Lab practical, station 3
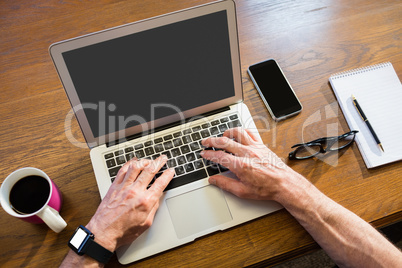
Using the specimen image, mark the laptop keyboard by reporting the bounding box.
[103,113,241,191]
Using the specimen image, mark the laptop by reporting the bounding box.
[50,0,282,264]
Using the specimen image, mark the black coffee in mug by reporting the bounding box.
[9,175,50,214]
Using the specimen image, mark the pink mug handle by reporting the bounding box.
[36,205,67,233]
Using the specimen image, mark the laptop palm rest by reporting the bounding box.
[166,185,232,239]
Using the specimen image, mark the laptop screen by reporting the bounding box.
[61,10,235,139]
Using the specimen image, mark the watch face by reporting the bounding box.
[68,225,92,254]
[70,228,88,249]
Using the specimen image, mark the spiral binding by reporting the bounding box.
[330,62,391,80]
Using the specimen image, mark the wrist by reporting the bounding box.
[273,170,315,208]
[275,171,330,222]
[85,220,118,253]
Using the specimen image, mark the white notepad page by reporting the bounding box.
[329,62,402,168]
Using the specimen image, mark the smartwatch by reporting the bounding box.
[68,225,114,264]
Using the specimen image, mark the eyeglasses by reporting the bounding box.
[288,130,358,160]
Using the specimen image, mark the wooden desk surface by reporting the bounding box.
[1,0,401,267]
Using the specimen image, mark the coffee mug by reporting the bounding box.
[0,167,67,233]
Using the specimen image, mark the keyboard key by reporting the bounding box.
[116,155,126,165]
[220,117,229,123]
[152,154,160,160]
[183,129,192,135]
[163,141,173,150]
[206,165,220,176]
[173,131,182,138]
[134,144,143,150]
[191,132,201,141]
[167,158,177,168]
[173,138,183,147]
[145,147,155,156]
[104,153,114,159]
[200,129,210,138]
[163,134,173,141]
[154,137,163,144]
[192,126,201,132]
[218,123,228,133]
[190,142,200,151]
[114,150,124,156]
[201,123,210,129]
[229,114,238,120]
[126,152,135,161]
[194,159,204,169]
[184,163,195,172]
[124,147,134,153]
[144,141,153,147]
[154,144,164,153]
[106,159,116,168]
[180,145,190,154]
[177,156,186,165]
[171,148,181,157]
[165,169,208,191]
[211,120,220,126]
[182,135,192,144]
[195,150,203,159]
[175,166,185,176]
[210,126,219,135]
[186,152,196,162]
[108,166,121,177]
[135,150,145,158]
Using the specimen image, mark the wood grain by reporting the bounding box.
[0,0,401,267]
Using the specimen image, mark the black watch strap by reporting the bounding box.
[84,238,114,264]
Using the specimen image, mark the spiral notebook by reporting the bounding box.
[329,62,402,168]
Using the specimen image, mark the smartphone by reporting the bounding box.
[247,59,302,121]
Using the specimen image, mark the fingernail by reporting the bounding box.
[209,177,216,185]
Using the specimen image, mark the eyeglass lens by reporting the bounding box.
[329,133,355,151]
[294,145,321,158]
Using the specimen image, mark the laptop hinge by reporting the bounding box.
[106,106,231,147]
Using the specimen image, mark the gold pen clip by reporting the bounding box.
[351,95,366,122]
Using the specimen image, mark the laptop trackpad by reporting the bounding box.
[166,185,232,239]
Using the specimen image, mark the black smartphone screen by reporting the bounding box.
[248,59,302,120]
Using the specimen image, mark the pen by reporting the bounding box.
[351,95,384,152]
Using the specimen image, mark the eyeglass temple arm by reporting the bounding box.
[291,138,332,148]
[290,131,358,149]
[291,143,304,148]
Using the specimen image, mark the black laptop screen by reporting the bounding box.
[62,10,235,138]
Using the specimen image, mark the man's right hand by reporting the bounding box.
[200,127,306,202]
